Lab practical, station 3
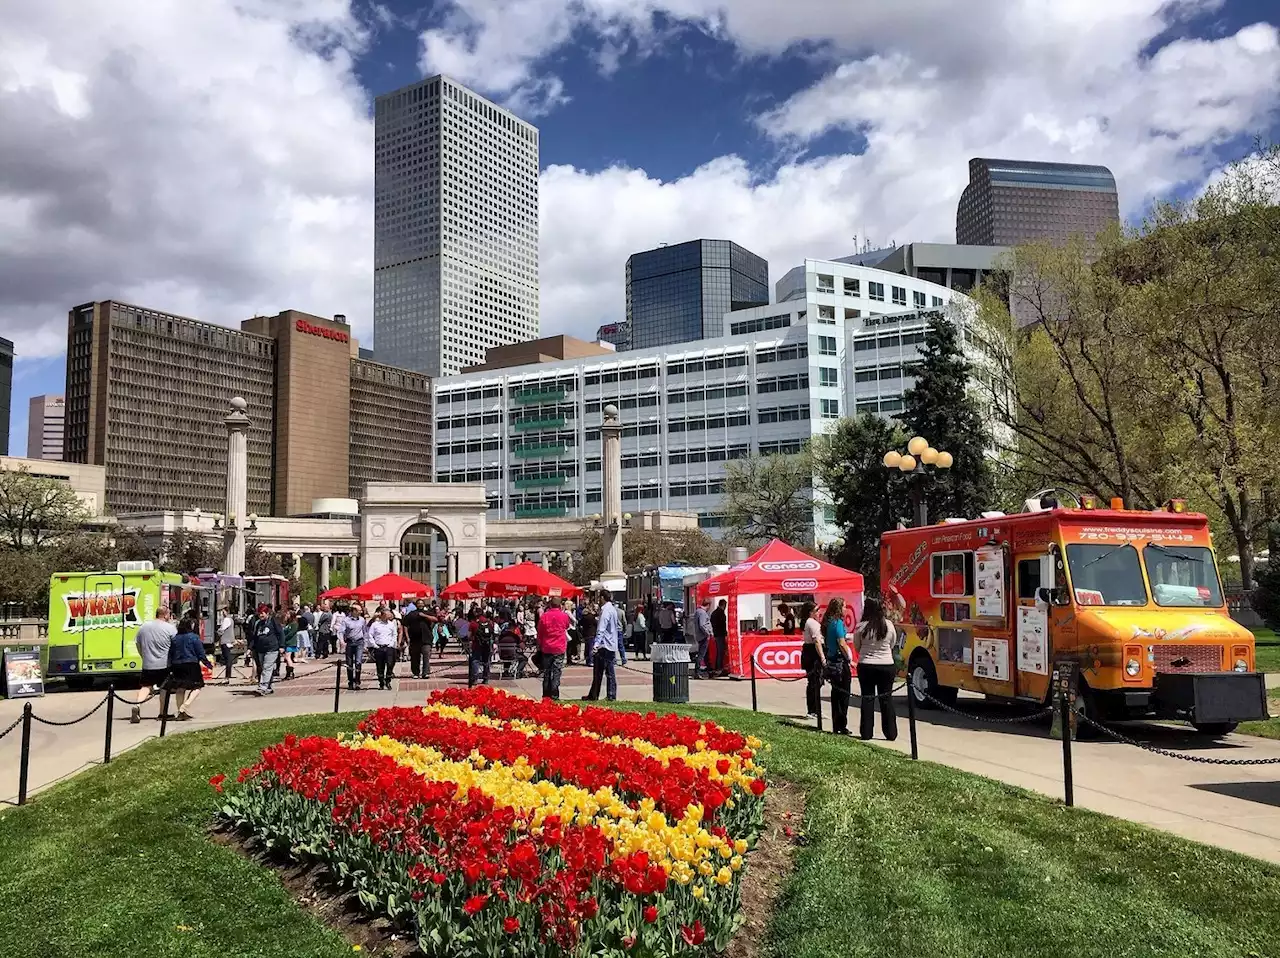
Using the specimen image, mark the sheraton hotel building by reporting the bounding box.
[64,302,432,519]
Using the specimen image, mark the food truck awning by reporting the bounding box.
[695,539,863,598]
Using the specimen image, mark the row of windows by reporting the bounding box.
[758,404,810,424]
[729,314,791,336]
[756,344,808,364]
[668,413,751,433]
[668,384,748,404]
[853,331,927,352]
[583,366,660,386]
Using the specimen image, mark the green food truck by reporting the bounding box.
[46,561,188,686]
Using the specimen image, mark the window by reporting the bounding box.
[892,286,907,306]
[932,552,975,597]
[932,296,944,307]
[845,308,861,320]
[819,367,839,387]
[816,273,834,293]
[869,282,885,302]
[843,278,860,296]
[1017,558,1043,600]
[817,305,835,322]
[1143,545,1223,607]
[854,338,876,352]
[820,398,839,419]
[1064,544,1146,606]
[913,291,927,308]
[731,314,790,336]
[817,335,837,356]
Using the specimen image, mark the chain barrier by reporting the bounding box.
[751,659,807,683]
[1076,713,1280,766]
[111,687,161,705]
[0,714,22,741]
[917,688,1056,725]
[29,693,110,727]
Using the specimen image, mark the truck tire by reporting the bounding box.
[1192,722,1238,737]
[1069,680,1101,740]
[909,653,956,709]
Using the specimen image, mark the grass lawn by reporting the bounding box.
[4,707,1280,958]
[1254,627,1280,674]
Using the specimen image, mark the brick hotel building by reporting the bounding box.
[65,302,432,517]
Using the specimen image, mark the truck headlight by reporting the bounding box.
[1126,658,1141,676]
[1234,658,1248,672]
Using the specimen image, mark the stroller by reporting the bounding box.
[497,621,528,679]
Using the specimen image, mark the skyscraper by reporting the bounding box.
[374,76,540,378]
[626,240,768,351]
[0,336,11,455]
[26,394,65,460]
[956,158,1119,247]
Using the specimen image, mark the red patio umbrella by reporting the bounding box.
[318,585,354,600]
[349,572,435,602]
[695,539,863,599]
[440,578,484,601]
[472,562,582,598]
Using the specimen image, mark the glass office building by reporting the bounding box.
[626,240,768,351]
[956,157,1119,247]
[0,336,11,455]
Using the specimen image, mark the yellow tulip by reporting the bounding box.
[733,839,748,855]
[692,885,705,900]
[715,867,733,886]
[730,856,743,871]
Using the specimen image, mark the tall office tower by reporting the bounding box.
[26,394,65,460]
[374,76,540,378]
[595,321,632,352]
[0,337,11,455]
[956,158,1119,247]
[626,240,768,351]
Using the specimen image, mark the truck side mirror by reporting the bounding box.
[1037,586,1067,607]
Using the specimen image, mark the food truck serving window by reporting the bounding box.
[1065,544,1145,606]
[931,552,974,597]
[1143,544,1223,607]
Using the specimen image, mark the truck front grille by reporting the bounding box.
[1154,645,1222,673]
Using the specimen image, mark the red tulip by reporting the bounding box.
[681,921,707,946]
[642,905,658,924]
[503,915,520,934]
[208,773,226,793]
[464,894,489,916]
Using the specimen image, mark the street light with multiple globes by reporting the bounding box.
[883,436,953,527]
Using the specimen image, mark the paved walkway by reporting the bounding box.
[6,656,1280,866]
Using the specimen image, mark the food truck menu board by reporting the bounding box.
[974,547,1005,619]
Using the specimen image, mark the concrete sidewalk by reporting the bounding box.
[6,658,1280,866]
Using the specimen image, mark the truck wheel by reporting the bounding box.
[909,654,955,709]
[1069,681,1101,740]
[1192,722,1238,737]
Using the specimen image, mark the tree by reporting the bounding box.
[160,528,219,574]
[722,452,814,545]
[244,539,285,577]
[813,414,909,594]
[573,528,731,587]
[0,468,91,550]
[900,311,996,521]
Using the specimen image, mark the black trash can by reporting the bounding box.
[652,643,691,704]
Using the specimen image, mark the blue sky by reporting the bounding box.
[5,0,1280,456]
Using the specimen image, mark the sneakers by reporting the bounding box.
[130,706,141,724]
[176,711,192,721]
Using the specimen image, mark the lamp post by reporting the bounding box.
[883,435,953,528]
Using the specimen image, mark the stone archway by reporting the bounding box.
[400,521,449,593]
[359,483,489,584]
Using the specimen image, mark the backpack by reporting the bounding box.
[471,618,495,655]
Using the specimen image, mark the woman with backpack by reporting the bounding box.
[852,598,898,742]
[468,610,495,686]
[822,597,854,736]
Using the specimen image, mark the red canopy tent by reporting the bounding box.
[471,562,582,598]
[349,572,435,602]
[440,578,485,601]
[318,585,354,600]
[694,540,864,679]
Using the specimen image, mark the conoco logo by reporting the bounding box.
[760,560,820,573]
[781,578,818,591]
[756,642,804,673]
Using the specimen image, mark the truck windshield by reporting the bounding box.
[1065,544,1147,606]
[1143,544,1223,607]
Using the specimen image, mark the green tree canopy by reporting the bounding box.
[0,468,91,550]
[722,452,814,546]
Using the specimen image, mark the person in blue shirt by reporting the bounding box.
[167,615,212,720]
[583,590,621,701]
[822,597,854,735]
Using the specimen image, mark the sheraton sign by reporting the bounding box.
[295,318,350,343]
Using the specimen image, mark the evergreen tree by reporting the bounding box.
[900,313,995,521]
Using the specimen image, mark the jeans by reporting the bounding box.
[372,645,397,688]
[857,663,899,741]
[346,640,366,687]
[541,652,565,700]
[469,650,491,687]
[315,631,330,658]
[256,650,279,695]
[219,644,236,680]
[586,649,617,701]
[829,657,852,734]
[409,638,430,676]
[695,635,710,676]
[712,634,728,674]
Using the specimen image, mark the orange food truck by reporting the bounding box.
[880,496,1267,736]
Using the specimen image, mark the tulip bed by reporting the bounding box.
[214,687,769,957]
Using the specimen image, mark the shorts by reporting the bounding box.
[165,661,205,691]
[140,668,169,687]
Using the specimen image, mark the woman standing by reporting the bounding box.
[167,615,211,720]
[799,602,825,719]
[630,603,648,660]
[852,598,898,741]
[822,598,854,736]
[280,610,298,680]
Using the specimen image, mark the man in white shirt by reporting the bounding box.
[367,606,400,690]
[133,606,177,723]
[216,607,237,682]
[583,590,620,702]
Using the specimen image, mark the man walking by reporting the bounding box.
[216,605,237,682]
[536,596,571,700]
[251,604,283,696]
[584,590,620,702]
[341,602,370,690]
[368,606,399,690]
[132,605,176,723]
[403,602,428,678]
[314,599,334,659]
[710,598,729,677]
[693,597,714,679]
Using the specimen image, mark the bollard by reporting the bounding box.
[333,659,342,714]
[17,702,32,806]
[103,686,115,765]
[159,689,173,739]
[749,655,758,712]
[907,679,918,760]
[1059,686,1074,807]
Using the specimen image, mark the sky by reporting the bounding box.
[3,0,1279,454]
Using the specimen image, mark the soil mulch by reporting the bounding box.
[210,778,808,957]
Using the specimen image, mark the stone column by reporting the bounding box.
[319,554,330,591]
[391,553,401,574]
[291,553,302,580]
[564,552,575,576]
[539,552,549,570]
[351,554,359,585]
[601,403,625,587]
[222,397,250,576]
[487,552,497,568]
